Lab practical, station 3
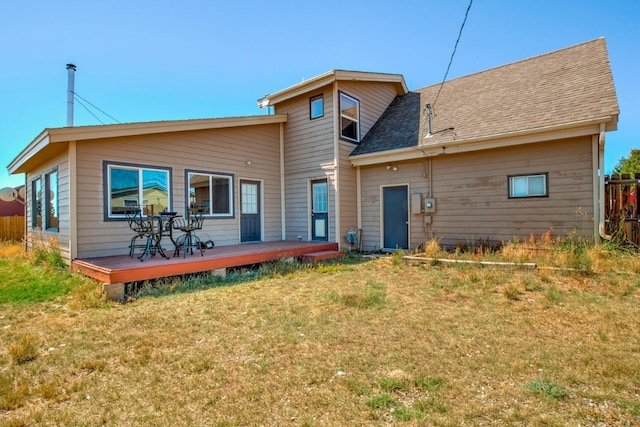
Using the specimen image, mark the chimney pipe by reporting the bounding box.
[66,64,76,127]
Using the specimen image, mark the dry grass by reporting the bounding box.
[1,242,639,425]
[0,240,25,259]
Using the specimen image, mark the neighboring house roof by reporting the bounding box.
[351,38,619,163]
[8,115,287,175]
[258,70,408,107]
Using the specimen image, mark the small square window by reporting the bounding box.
[310,95,323,119]
[509,173,548,198]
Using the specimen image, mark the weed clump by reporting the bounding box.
[9,334,40,364]
[30,236,66,269]
[523,379,567,400]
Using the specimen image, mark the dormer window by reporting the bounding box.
[310,95,323,119]
[339,92,360,142]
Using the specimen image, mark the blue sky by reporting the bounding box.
[1,0,638,189]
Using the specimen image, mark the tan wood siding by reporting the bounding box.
[276,86,336,240]
[275,81,399,243]
[358,136,595,250]
[338,141,358,244]
[337,81,399,139]
[25,150,71,262]
[75,125,282,258]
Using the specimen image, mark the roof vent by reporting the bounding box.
[424,103,433,138]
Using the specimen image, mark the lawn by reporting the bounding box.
[0,240,639,426]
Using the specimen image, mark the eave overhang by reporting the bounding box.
[8,115,288,175]
[259,70,408,107]
[349,115,618,167]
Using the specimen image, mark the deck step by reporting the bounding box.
[300,250,343,262]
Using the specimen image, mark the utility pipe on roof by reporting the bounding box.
[598,123,612,241]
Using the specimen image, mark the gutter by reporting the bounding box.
[350,116,616,167]
[597,123,613,240]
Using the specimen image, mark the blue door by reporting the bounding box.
[311,179,328,241]
[383,185,408,250]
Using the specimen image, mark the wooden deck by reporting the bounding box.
[72,241,339,284]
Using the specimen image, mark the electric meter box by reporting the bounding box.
[424,198,436,213]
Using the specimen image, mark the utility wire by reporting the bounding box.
[73,96,105,124]
[72,91,121,124]
[432,0,473,110]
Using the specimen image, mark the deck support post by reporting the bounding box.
[103,282,125,302]
[209,268,226,278]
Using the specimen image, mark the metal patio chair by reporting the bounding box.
[172,211,205,258]
[126,209,153,261]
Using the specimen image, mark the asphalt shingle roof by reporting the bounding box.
[352,38,619,157]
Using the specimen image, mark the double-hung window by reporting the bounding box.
[187,171,234,217]
[44,170,59,231]
[105,162,171,218]
[339,92,360,142]
[509,173,548,198]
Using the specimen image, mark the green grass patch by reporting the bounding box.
[0,258,76,304]
[523,379,567,400]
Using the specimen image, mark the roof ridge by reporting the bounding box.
[414,37,607,92]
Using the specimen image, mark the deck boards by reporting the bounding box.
[72,241,338,284]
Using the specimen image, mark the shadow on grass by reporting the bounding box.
[127,251,372,299]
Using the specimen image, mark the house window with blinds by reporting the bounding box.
[508,173,548,198]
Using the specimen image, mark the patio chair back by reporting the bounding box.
[126,210,151,234]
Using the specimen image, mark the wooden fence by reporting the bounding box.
[0,216,24,241]
[604,174,640,245]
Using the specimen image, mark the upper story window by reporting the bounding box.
[105,162,171,218]
[310,95,323,119]
[31,177,42,229]
[44,169,59,232]
[339,92,360,142]
[187,170,234,217]
[509,173,548,198]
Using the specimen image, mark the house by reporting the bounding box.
[0,185,25,217]
[7,38,618,265]
[0,185,25,241]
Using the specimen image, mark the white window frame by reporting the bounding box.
[339,92,360,142]
[508,173,548,198]
[105,162,171,219]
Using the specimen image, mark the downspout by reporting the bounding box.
[356,165,361,231]
[69,140,78,260]
[280,122,286,240]
[333,83,340,246]
[597,123,612,240]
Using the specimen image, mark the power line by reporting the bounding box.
[73,96,105,124]
[72,91,121,124]
[432,0,473,110]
